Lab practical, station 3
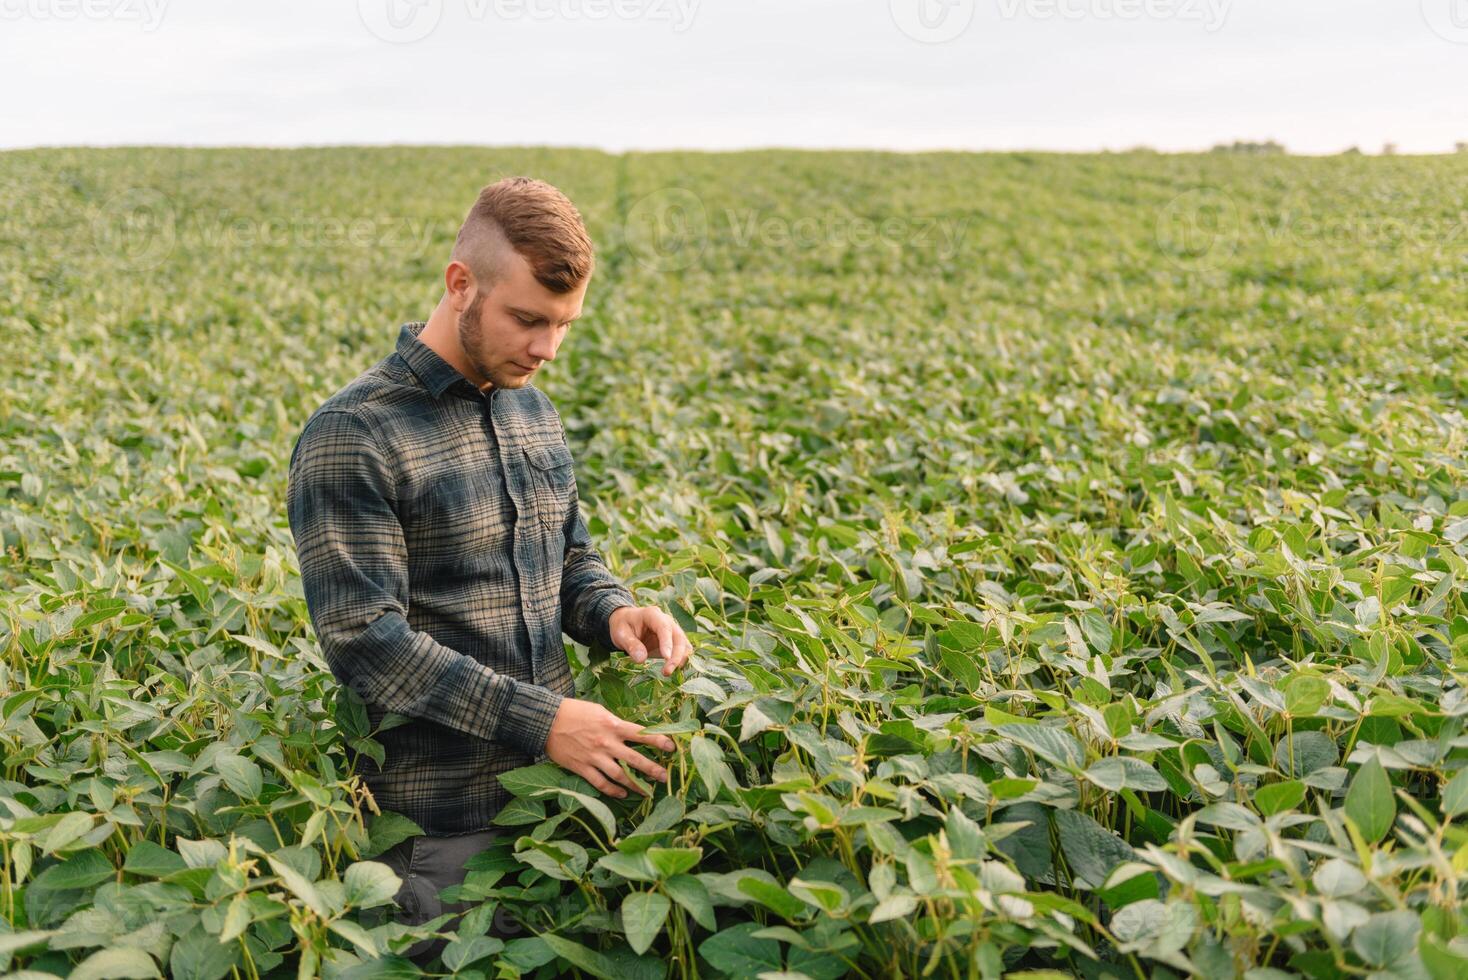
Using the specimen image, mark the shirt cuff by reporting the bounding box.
[492,679,566,758]
[590,591,638,654]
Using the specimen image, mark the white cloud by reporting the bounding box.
[1,0,1462,154]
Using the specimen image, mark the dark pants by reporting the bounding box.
[375,827,516,965]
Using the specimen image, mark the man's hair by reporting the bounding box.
[452,176,595,294]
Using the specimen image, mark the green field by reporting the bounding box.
[1,146,1465,978]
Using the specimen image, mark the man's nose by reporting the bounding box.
[527,337,557,364]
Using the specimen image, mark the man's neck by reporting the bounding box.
[420,304,492,390]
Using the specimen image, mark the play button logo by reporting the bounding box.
[359,0,443,43]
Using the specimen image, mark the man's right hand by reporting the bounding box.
[544,698,676,799]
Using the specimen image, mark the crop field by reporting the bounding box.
[1,146,1466,979]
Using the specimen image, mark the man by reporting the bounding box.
[286,176,692,963]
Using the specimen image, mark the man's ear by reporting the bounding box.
[444,259,476,310]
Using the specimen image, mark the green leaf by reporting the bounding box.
[664,874,716,930]
[363,811,423,859]
[689,734,740,799]
[788,876,849,913]
[33,848,115,890]
[40,811,94,855]
[71,948,161,980]
[541,933,661,980]
[1283,675,1329,717]
[0,930,57,956]
[328,918,380,958]
[1079,610,1114,654]
[597,850,657,882]
[737,873,807,919]
[443,935,505,972]
[536,787,618,841]
[1352,910,1421,967]
[622,891,670,955]
[499,761,584,798]
[738,701,777,742]
[168,925,241,980]
[1273,731,1339,777]
[1254,779,1306,816]
[941,648,984,690]
[1345,755,1396,844]
[869,892,919,923]
[1084,757,1168,792]
[1441,769,1468,817]
[216,754,263,800]
[123,839,187,878]
[344,860,401,908]
[176,837,227,870]
[999,723,1086,771]
[699,922,781,978]
[267,855,329,916]
[645,846,702,879]
[1055,808,1134,890]
[1420,932,1468,980]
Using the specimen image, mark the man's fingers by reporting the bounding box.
[620,719,676,753]
[656,618,673,662]
[663,636,691,675]
[614,742,669,785]
[593,755,647,797]
[577,764,626,799]
[613,609,647,662]
[660,629,692,675]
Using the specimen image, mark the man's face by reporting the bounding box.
[456,247,587,390]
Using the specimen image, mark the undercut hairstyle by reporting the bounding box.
[452,176,595,294]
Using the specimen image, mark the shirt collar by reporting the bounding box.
[395,321,478,398]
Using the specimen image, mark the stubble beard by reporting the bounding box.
[457,293,524,390]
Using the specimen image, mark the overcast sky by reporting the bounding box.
[2,0,1464,154]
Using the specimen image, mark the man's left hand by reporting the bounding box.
[609,605,692,676]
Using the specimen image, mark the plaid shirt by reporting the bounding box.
[287,321,636,835]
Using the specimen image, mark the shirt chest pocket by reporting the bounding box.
[522,442,576,530]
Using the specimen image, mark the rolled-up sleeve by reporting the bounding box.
[287,408,564,756]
